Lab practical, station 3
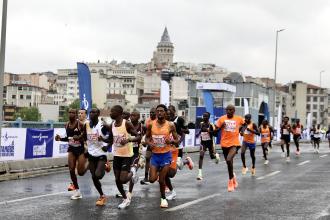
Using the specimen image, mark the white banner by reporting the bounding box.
[244,98,249,115]
[276,106,282,141]
[160,80,170,106]
[53,128,69,158]
[184,129,195,147]
[0,128,26,161]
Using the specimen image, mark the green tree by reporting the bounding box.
[14,107,41,121]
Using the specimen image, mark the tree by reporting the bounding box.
[14,107,41,121]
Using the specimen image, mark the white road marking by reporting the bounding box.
[256,171,281,180]
[297,160,310,166]
[0,191,68,206]
[320,154,328,158]
[165,193,221,212]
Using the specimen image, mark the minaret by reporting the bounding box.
[152,27,174,68]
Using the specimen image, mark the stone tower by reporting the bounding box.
[151,27,174,69]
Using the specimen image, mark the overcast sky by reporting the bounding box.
[1,0,330,87]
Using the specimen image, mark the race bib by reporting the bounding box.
[201,132,211,141]
[261,133,269,138]
[152,135,166,147]
[113,134,126,147]
[68,137,81,147]
[87,133,99,141]
[283,129,289,135]
[224,120,237,132]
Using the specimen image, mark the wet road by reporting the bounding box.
[0,143,330,220]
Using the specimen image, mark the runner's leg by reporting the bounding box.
[68,152,79,189]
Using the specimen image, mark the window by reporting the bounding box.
[320,97,324,102]
[320,105,324,111]
[313,112,317,118]
[313,89,317,94]
[307,96,311,102]
[235,98,240,107]
[12,95,16,99]
[321,112,324,118]
[306,104,310,111]
[20,95,24,99]
[26,95,31,100]
[18,86,22,90]
[313,104,317,110]
[313,97,318,102]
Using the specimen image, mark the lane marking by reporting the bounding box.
[297,160,310,166]
[0,191,68,206]
[256,171,281,180]
[166,193,221,212]
[320,154,328,158]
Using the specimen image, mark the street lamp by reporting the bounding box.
[0,0,8,140]
[320,70,325,88]
[273,29,285,127]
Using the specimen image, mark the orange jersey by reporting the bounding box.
[146,118,155,128]
[243,123,256,144]
[216,115,244,147]
[260,126,271,143]
[292,124,302,135]
[150,120,172,153]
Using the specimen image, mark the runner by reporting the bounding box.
[55,108,87,200]
[86,108,109,206]
[280,116,292,162]
[127,111,145,199]
[168,105,193,170]
[259,119,273,165]
[123,111,131,121]
[145,104,179,208]
[292,119,303,156]
[310,125,316,149]
[326,126,330,149]
[140,107,156,185]
[215,104,244,192]
[108,105,141,209]
[240,114,260,176]
[195,112,220,180]
[314,124,321,153]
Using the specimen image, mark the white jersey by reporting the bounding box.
[87,120,108,157]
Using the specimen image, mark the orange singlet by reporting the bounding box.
[150,120,172,154]
[243,123,256,144]
[261,126,271,143]
[216,115,244,147]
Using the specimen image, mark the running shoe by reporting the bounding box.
[295,150,300,156]
[242,167,248,175]
[233,174,238,188]
[166,190,176,200]
[118,198,131,209]
[281,152,286,158]
[70,189,82,200]
[96,195,107,206]
[264,160,269,165]
[251,168,256,176]
[316,149,319,154]
[227,179,234,192]
[177,157,184,170]
[215,153,220,164]
[196,173,203,180]
[68,183,76,191]
[160,198,168,208]
[286,157,290,162]
[140,178,150,185]
[105,161,111,173]
[186,157,194,170]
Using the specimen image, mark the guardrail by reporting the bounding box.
[1,119,65,128]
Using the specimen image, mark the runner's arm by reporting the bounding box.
[126,121,142,143]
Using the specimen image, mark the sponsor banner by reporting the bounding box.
[53,128,69,158]
[77,62,93,115]
[0,128,26,161]
[160,80,170,106]
[184,129,196,148]
[25,129,54,159]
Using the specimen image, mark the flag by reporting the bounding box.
[77,62,92,115]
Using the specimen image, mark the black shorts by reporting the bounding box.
[133,147,139,157]
[68,145,85,157]
[113,156,132,172]
[293,134,301,141]
[281,135,290,144]
[88,154,107,162]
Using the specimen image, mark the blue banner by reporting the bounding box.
[25,129,54,159]
[77,62,92,114]
[203,91,215,123]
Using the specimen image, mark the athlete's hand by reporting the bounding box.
[120,139,129,145]
[101,146,108,152]
[55,134,61,141]
[73,135,80,141]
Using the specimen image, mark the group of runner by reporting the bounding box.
[55,103,316,208]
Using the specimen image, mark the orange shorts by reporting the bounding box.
[170,147,179,170]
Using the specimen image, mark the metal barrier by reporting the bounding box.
[1,119,65,129]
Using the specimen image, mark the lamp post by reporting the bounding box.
[273,29,285,127]
[320,70,325,88]
[0,0,8,141]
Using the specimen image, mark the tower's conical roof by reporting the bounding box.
[160,27,171,43]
